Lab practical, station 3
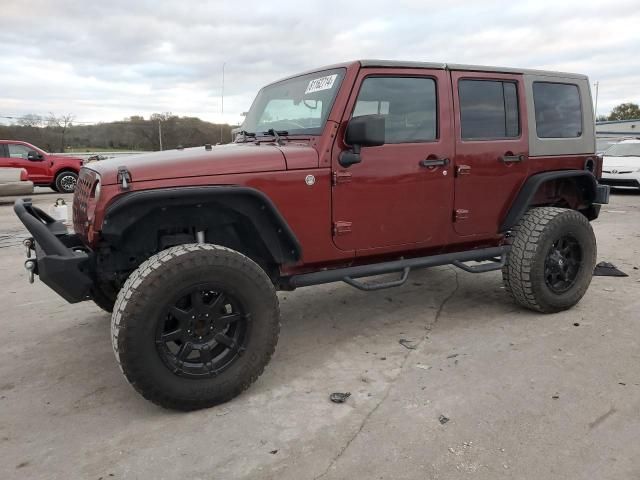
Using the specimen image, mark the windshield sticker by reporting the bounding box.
[305,74,338,94]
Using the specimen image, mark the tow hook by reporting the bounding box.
[24,259,36,284]
[23,238,33,258]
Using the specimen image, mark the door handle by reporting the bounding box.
[500,154,526,164]
[419,158,449,168]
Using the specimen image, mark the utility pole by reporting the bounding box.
[220,62,226,144]
[158,120,163,151]
[593,81,600,119]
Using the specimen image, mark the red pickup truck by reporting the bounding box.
[0,140,83,192]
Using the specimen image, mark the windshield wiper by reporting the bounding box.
[263,129,288,146]
[235,130,256,143]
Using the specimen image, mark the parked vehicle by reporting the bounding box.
[0,140,83,193]
[0,168,33,196]
[600,139,640,191]
[15,60,609,410]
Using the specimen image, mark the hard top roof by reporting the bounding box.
[269,59,587,86]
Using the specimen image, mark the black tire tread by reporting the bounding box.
[502,207,596,313]
[111,243,279,410]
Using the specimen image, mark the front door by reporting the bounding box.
[332,68,454,253]
[3,143,50,183]
[451,71,529,236]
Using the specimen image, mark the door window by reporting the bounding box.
[532,82,582,138]
[8,144,31,159]
[459,80,520,139]
[352,77,437,143]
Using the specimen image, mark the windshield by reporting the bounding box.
[605,142,640,157]
[241,68,345,136]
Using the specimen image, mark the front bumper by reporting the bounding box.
[599,173,640,189]
[14,198,93,303]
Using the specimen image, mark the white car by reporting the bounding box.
[600,139,640,191]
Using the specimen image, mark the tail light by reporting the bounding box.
[19,168,28,181]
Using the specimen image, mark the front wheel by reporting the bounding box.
[502,207,597,313]
[54,170,78,193]
[111,244,280,410]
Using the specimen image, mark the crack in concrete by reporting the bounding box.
[313,268,460,480]
[434,269,460,325]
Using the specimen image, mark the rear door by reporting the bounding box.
[451,71,529,236]
[332,68,454,252]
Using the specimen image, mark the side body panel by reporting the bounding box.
[330,67,455,253]
[93,169,354,271]
[450,70,530,237]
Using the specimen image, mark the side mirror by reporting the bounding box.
[27,150,43,161]
[340,114,385,167]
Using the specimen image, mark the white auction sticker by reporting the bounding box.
[305,74,338,94]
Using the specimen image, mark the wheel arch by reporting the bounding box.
[100,186,302,269]
[501,170,598,232]
[53,167,80,178]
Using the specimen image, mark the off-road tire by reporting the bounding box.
[502,207,596,313]
[54,170,78,193]
[111,244,280,411]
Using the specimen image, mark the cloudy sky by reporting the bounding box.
[1,0,638,126]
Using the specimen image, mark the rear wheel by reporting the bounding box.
[111,244,280,410]
[502,207,596,313]
[54,170,78,193]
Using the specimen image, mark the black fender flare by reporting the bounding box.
[500,170,597,232]
[101,186,302,264]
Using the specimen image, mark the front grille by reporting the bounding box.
[72,168,96,237]
[599,178,640,188]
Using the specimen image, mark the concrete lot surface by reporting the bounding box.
[1,190,639,479]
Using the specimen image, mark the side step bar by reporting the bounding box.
[286,246,509,291]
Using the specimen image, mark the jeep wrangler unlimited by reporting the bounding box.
[15,60,610,410]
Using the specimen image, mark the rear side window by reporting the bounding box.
[352,76,437,143]
[533,82,582,138]
[459,80,520,140]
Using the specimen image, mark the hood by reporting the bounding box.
[49,154,83,162]
[88,143,291,185]
[602,155,640,170]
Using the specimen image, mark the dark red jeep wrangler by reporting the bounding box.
[15,60,609,410]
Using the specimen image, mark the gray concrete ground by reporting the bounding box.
[0,190,639,480]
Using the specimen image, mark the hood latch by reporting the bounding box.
[117,166,132,190]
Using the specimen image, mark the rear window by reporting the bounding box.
[458,80,520,140]
[533,82,582,138]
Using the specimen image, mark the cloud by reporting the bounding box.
[0,0,638,124]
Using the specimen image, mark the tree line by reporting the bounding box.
[0,113,236,153]
[597,102,640,122]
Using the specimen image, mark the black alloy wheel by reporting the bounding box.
[156,284,250,378]
[544,235,582,294]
